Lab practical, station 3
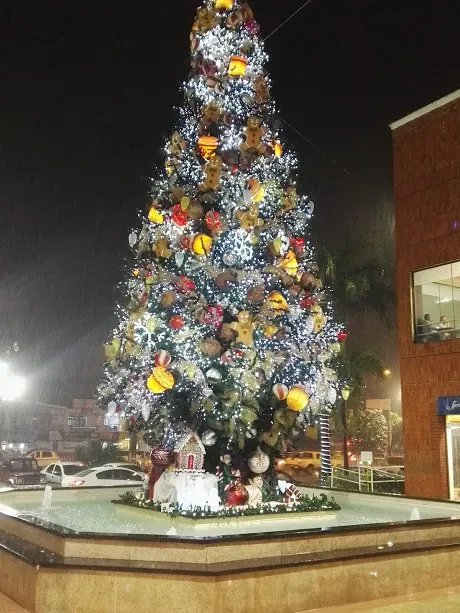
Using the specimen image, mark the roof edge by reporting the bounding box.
[389,89,460,131]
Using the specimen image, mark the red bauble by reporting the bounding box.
[176,274,195,294]
[290,236,305,254]
[154,350,172,367]
[171,204,187,227]
[170,315,184,329]
[299,295,313,309]
[203,304,224,328]
[205,210,221,232]
[225,484,249,507]
[138,292,148,307]
[337,331,348,342]
[180,236,192,250]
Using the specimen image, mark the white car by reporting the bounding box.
[42,462,89,487]
[101,462,143,473]
[68,466,144,487]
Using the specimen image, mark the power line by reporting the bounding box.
[281,116,352,176]
[264,0,316,42]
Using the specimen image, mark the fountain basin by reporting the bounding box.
[1,486,460,613]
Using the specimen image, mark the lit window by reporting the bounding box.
[413,262,460,343]
[68,416,88,428]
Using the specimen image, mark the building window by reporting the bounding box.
[68,416,88,428]
[413,262,460,343]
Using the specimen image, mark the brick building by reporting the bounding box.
[390,89,460,499]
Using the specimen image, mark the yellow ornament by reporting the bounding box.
[273,141,282,157]
[311,305,326,333]
[266,291,289,312]
[165,159,175,175]
[228,55,247,77]
[286,386,309,411]
[180,196,190,211]
[197,135,219,159]
[147,366,175,394]
[248,178,265,203]
[192,233,213,256]
[264,324,279,338]
[280,250,298,275]
[148,206,164,224]
[215,0,233,9]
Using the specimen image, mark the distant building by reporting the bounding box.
[390,89,460,499]
[0,398,120,459]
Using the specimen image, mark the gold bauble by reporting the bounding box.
[215,0,233,9]
[266,291,288,312]
[228,55,247,77]
[197,135,219,159]
[264,324,279,338]
[192,233,213,255]
[147,366,175,394]
[148,207,164,224]
[280,250,298,275]
[286,387,309,411]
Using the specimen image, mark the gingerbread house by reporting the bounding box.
[174,430,205,471]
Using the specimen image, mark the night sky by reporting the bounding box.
[0,0,458,405]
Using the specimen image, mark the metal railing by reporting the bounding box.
[330,465,404,494]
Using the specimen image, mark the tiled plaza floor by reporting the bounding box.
[314,586,460,613]
[0,592,28,613]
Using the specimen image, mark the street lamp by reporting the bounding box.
[0,362,26,401]
[341,386,351,471]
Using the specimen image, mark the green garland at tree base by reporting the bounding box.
[116,491,340,520]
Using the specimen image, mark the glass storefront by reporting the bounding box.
[413,261,460,343]
[446,415,460,501]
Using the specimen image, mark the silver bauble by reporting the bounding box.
[202,430,217,446]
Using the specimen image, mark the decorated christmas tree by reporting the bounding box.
[99,0,345,497]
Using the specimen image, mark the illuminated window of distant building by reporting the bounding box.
[413,262,460,343]
[68,416,88,428]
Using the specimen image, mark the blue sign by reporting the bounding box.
[437,396,460,415]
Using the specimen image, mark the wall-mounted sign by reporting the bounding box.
[437,396,460,415]
[360,451,373,464]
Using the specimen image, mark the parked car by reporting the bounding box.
[68,467,144,487]
[42,462,89,486]
[26,450,60,468]
[101,462,143,473]
[276,451,343,474]
[0,457,47,487]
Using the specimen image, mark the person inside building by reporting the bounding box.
[438,315,453,340]
[418,313,440,342]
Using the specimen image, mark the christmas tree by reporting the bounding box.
[99,0,345,486]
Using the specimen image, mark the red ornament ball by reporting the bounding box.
[337,331,348,342]
[170,315,184,329]
[299,295,313,309]
[171,204,187,227]
[205,210,221,232]
[176,274,195,294]
[225,484,249,507]
[154,350,172,367]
